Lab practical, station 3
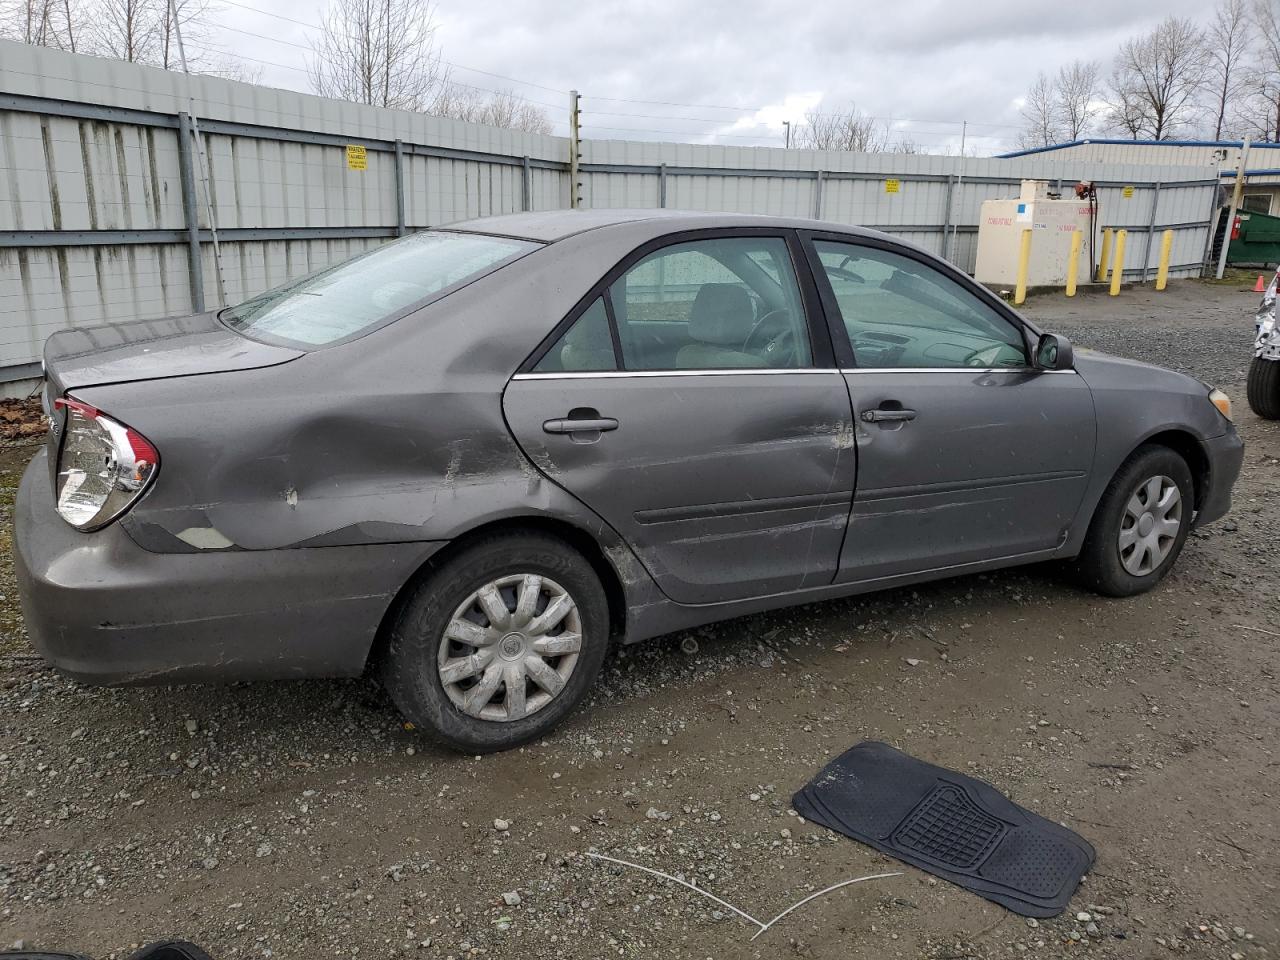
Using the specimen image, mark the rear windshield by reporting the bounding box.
[220,231,538,346]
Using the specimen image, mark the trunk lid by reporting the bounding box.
[43,311,303,397]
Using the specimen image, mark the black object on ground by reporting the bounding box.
[793,741,1095,917]
[0,943,213,960]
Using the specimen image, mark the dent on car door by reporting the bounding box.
[502,233,857,605]
[806,236,1097,583]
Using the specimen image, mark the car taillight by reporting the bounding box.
[53,397,159,531]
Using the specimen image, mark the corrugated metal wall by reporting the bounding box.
[0,41,1222,383]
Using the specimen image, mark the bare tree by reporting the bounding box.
[796,105,887,151]
[308,0,448,110]
[1019,71,1064,148]
[431,83,552,134]
[1105,67,1149,138]
[1107,16,1209,139]
[88,0,159,62]
[1205,0,1254,138]
[2,0,79,49]
[1057,59,1101,139]
[1247,0,1280,139]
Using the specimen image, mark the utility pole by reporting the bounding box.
[948,120,967,262]
[569,90,582,209]
[783,120,791,149]
[1216,137,1251,279]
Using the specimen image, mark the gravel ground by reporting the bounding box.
[0,281,1277,960]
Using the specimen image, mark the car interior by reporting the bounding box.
[814,242,1028,369]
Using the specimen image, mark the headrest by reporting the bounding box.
[688,283,754,346]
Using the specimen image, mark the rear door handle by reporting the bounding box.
[861,408,917,423]
[543,417,619,434]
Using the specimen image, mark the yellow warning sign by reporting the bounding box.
[885,178,900,194]
[346,144,367,171]
[1122,184,1134,198]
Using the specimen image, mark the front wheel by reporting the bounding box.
[1073,445,1194,598]
[381,533,610,753]
[1247,357,1280,419]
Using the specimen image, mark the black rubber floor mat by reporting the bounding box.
[793,741,1094,917]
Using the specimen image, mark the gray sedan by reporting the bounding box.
[14,210,1243,752]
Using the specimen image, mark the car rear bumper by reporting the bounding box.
[13,450,443,684]
[1195,427,1244,527]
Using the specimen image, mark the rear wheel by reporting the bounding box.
[382,533,610,753]
[1247,357,1280,419]
[1073,445,1194,598]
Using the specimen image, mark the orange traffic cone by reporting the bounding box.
[1256,274,1268,292]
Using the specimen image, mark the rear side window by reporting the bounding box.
[534,297,617,372]
[222,231,537,347]
[609,237,811,370]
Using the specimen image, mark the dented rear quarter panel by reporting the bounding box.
[63,221,708,637]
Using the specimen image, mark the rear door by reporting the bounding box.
[502,230,857,605]
[804,234,1096,583]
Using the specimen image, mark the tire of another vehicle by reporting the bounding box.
[1247,357,1280,419]
[1073,444,1194,598]
[381,533,611,753]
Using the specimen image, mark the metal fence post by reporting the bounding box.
[813,170,824,219]
[176,112,205,314]
[1140,181,1161,283]
[522,156,532,211]
[658,163,667,208]
[942,173,956,263]
[393,139,407,236]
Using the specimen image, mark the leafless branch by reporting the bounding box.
[1106,15,1209,139]
[307,0,449,110]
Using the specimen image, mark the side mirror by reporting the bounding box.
[1035,333,1074,371]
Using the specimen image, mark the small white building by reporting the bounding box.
[999,139,1280,215]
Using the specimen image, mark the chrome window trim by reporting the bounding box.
[840,367,1078,375]
[511,366,1080,380]
[511,369,839,380]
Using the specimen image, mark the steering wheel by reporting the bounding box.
[742,308,797,362]
[825,264,865,284]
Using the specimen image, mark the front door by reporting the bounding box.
[503,233,857,605]
[805,236,1097,583]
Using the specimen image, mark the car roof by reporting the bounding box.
[442,208,886,243]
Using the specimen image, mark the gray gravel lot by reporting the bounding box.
[0,280,1276,960]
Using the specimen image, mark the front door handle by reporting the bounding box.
[861,408,917,423]
[543,416,619,434]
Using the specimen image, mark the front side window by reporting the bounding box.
[608,237,812,370]
[222,231,538,347]
[813,240,1027,369]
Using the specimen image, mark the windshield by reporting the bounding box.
[220,231,538,346]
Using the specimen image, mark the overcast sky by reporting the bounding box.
[201,0,1215,154]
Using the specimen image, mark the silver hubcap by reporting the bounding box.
[437,574,582,722]
[1118,475,1183,576]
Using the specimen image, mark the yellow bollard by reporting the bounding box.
[1155,229,1174,291]
[1098,228,1113,282]
[1015,228,1032,305]
[1109,229,1127,296]
[1066,230,1081,297]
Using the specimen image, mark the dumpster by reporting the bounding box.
[1228,209,1280,266]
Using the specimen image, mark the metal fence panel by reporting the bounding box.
[0,40,1224,384]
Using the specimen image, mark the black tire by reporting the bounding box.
[1073,444,1194,598]
[1247,357,1280,419]
[381,532,610,753]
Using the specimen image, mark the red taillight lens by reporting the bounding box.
[53,396,160,530]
